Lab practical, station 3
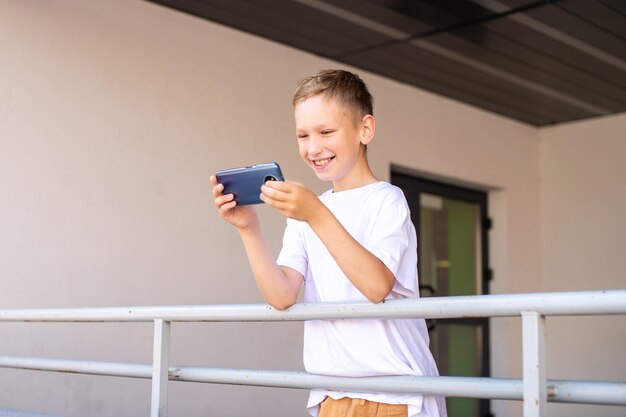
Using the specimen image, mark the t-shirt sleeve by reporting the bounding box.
[276,218,308,279]
[366,202,418,298]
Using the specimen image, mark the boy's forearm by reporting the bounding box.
[238,225,301,310]
[308,208,395,303]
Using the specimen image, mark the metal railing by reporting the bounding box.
[1,290,625,417]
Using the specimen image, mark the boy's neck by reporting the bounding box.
[331,161,377,192]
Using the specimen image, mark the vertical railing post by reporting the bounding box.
[151,319,171,417]
[522,312,546,417]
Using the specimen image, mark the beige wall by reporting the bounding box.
[0,1,621,416]
[539,114,626,417]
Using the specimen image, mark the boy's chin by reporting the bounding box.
[312,170,333,182]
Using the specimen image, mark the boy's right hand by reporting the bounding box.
[210,175,258,230]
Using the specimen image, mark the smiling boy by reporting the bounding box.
[211,70,446,417]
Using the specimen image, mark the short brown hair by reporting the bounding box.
[293,69,373,125]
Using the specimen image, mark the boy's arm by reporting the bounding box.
[261,181,395,303]
[237,224,304,310]
[211,176,303,310]
[309,208,395,303]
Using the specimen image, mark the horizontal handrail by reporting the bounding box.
[1,357,624,406]
[2,290,625,417]
[1,290,625,322]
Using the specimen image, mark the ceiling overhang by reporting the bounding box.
[148,0,626,126]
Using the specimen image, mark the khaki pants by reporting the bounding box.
[318,397,408,417]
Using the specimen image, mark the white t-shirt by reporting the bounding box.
[277,181,446,417]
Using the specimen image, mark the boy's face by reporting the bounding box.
[294,94,372,190]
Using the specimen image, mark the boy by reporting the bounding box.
[210,70,446,417]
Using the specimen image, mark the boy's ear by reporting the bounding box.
[360,114,375,145]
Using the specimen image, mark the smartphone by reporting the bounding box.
[215,162,284,205]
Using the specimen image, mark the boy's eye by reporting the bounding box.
[297,134,309,140]
[321,130,334,135]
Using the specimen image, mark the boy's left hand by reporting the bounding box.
[260,180,323,222]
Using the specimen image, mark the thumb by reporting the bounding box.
[285,180,305,187]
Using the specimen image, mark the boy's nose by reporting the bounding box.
[307,136,323,155]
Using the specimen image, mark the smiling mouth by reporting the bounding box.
[311,157,335,167]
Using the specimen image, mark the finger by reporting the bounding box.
[260,189,285,207]
[219,200,237,214]
[263,180,292,192]
[285,180,305,187]
[212,182,225,198]
[210,175,218,185]
[261,191,289,210]
[261,184,290,202]
[215,193,234,207]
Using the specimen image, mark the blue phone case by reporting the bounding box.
[215,163,284,205]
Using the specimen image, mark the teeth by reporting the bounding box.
[313,158,332,166]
